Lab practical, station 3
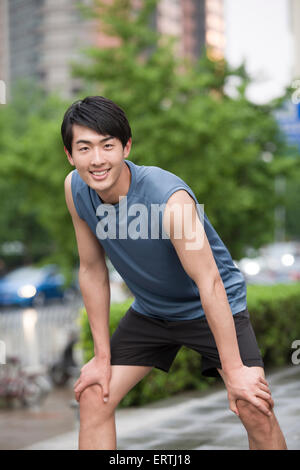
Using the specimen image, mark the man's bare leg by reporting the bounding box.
[217,367,287,450]
[78,365,153,450]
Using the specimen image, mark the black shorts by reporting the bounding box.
[110,306,264,378]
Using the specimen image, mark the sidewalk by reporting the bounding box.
[21,365,300,450]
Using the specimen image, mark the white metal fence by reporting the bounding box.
[0,298,84,369]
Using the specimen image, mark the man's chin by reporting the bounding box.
[88,172,114,196]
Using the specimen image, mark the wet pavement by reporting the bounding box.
[0,386,75,450]
[13,364,300,450]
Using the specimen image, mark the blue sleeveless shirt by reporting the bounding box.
[71,159,247,321]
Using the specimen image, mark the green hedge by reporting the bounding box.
[246,283,300,367]
[77,282,300,408]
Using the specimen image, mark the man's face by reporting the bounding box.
[65,124,132,192]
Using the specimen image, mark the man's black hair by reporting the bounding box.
[61,96,132,155]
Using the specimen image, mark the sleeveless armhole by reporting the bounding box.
[161,184,205,231]
[71,170,85,221]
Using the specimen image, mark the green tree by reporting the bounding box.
[1,0,299,278]
[0,80,77,277]
[71,0,300,259]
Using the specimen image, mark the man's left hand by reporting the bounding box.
[222,365,274,417]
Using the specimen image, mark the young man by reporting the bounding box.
[62,95,287,450]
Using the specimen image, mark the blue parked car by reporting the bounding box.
[0,264,77,307]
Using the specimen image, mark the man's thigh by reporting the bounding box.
[79,364,154,412]
[176,308,264,378]
[109,364,154,407]
[110,307,181,373]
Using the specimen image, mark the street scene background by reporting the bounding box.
[0,0,300,450]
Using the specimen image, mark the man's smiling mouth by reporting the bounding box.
[89,169,111,180]
[90,169,110,175]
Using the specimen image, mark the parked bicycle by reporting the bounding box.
[0,356,52,408]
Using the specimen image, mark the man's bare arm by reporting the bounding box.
[163,190,273,416]
[64,171,111,401]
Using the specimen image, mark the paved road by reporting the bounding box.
[1,294,299,450]
[20,364,300,450]
[0,387,75,450]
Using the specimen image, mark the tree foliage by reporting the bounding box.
[0,0,299,277]
[71,0,300,259]
[0,80,76,276]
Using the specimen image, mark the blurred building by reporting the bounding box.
[0,0,225,101]
[204,0,225,60]
[289,0,300,79]
[0,0,97,100]
[156,0,225,61]
[0,0,9,93]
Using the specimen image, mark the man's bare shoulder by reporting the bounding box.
[64,169,75,188]
[64,170,77,218]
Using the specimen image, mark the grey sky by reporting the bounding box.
[224,0,294,103]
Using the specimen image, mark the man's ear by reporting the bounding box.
[64,146,74,166]
[123,137,132,159]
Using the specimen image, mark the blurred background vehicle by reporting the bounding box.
[0,264,79,308]
[236,241,300,285]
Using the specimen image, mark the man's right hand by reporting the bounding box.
[73,356,111,403]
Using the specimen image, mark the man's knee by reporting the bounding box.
[236,399,273,434]
[79,384,117,421]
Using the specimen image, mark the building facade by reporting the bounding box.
[0,0,225,101]
[1,0,96,99]
[156,0,224,61]
[0,0,9,100]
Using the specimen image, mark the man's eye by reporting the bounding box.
[104,144,113,149]
[79,147,89,152]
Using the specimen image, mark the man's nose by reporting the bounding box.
[91,148,105,165]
